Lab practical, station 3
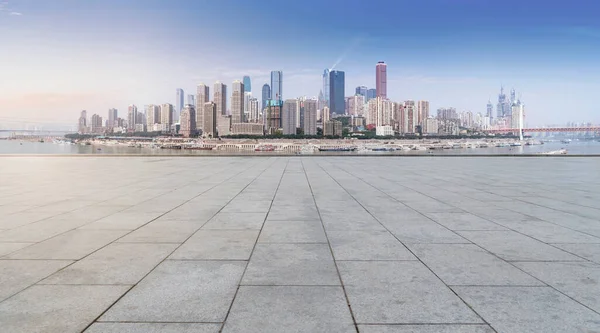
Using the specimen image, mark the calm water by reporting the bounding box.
[1,140,600,155]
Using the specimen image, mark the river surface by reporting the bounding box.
[1,140,599,155]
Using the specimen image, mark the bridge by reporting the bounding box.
[483,127,600,134]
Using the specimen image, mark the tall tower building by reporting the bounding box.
[107,108,118,128]
[187,94,196,107]
[78,110,87,133]
[355,86,368,97]
[231,80,245,123]
[146,105,160,128]
[203,102,217,138]
[160,104,174,131]
[243,76,251,92]
[367,88,376,101]
[303,99,317,135]
[196,84,209,132]
[264,100,283,134]
[127,105,138,130]
[486,100,494,119]
[175,88,184,122]
[322,69,330,107]
[180,105,196,138]
[214,82,227,116]
[417,100,430,129]
[248,98,260,122]
[282,99,297,135]
[376,61,387,99]
[270,71,282,101]
[261,84,271,110]
[322,106,330,122]
[329,70,345,116]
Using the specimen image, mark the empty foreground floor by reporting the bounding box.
[1,156,600,333]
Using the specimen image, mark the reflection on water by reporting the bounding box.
[1,140,599,155]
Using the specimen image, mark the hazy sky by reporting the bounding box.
[1,0,599,128]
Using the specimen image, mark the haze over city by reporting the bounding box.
[1,0,600,128]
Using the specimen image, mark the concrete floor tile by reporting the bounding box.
[100,260,245,322]
[41,243,178,285]
[0,242,33,257]
[454,286,600,333]
[425,212,507,231]
[259,220,327,243]
[338,261,482,324]
[553,243,600,263]
[85,323,221,333]
[328,230,416,260]
[169,230,259,260]
[0,284,129,333]
[202,212,267,230]
[0,259,73,301]
[357,325,495,333]
[242,243,339,285]
[222,286,355,333]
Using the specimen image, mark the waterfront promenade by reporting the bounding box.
[1,156,600,332]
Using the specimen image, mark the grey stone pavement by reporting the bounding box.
[1,156,600,333]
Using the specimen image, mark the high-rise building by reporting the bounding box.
[355,86,368,97]
[317,90,325,110]
[187,94,196,107]
[107,108,117,128]
[376,61,387,99]
[324,120,342,137]
[303,99,317,135]
[217,115,232,136]
[203,102,217,138]
[261,84,271,111]
[78,110,87,133]
[175,88,184,122]
[437,107,458,120]
[367,88,376,101]
[214,82,227,116]
[402,100,416,134]
[270,71,282,101]
[146,105,160,129]
[264,99,283,134]
[231,80,245,123]
[248,98,260,122]
[329,70,345,116]
[282,99,297,135]
[322,69,330,107]
[366,97,393,127]
[496,86,511,118]
[243,76,251,92]
[322,106,330,122]
[196,84,209,132]
[160,103,174,132]
[127,105,138,130]
[91,114,103,133]
[347,95,365,116]
[244,92,252,122]
[486,100,494,119]
[417,100,430,129]
[180,105,196,138]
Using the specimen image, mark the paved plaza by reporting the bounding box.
[1,156,600,333]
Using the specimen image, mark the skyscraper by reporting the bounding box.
[264,99,283,134]
[78,110,87,133]
[175,88,184,122]
[367,89,376,101]
[248,98,260,122]
[376,61,387,99]
[231,80,245,123]
[270,71,282,101]
[107,108,117,128]
[486,100,494,119]
[303,99,317,135]
[214,82,227,116]
[160,104,174,131]
[146,105,160,129]
[417,100,430,129]
[180,105,196,138]
[261,84,271,110]
[355,86,368,97]
[322,69,330,107]
[497,87,511,118]
[127,105,138,130]
[196,84,209,132]
[203,102,217,138]
[282,99,297,135]
[243,76,251,92]
[187,94,196,107]
[329,70,345,116]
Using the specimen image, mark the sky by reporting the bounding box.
[1,0,600,128]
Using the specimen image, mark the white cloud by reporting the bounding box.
[9,11,21,16]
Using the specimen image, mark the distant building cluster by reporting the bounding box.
[75,64,536,138]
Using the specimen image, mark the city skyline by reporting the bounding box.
[1,0,600,127]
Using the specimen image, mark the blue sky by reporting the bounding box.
[1,0,599,127]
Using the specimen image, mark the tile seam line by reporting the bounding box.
[312,158,497,333]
